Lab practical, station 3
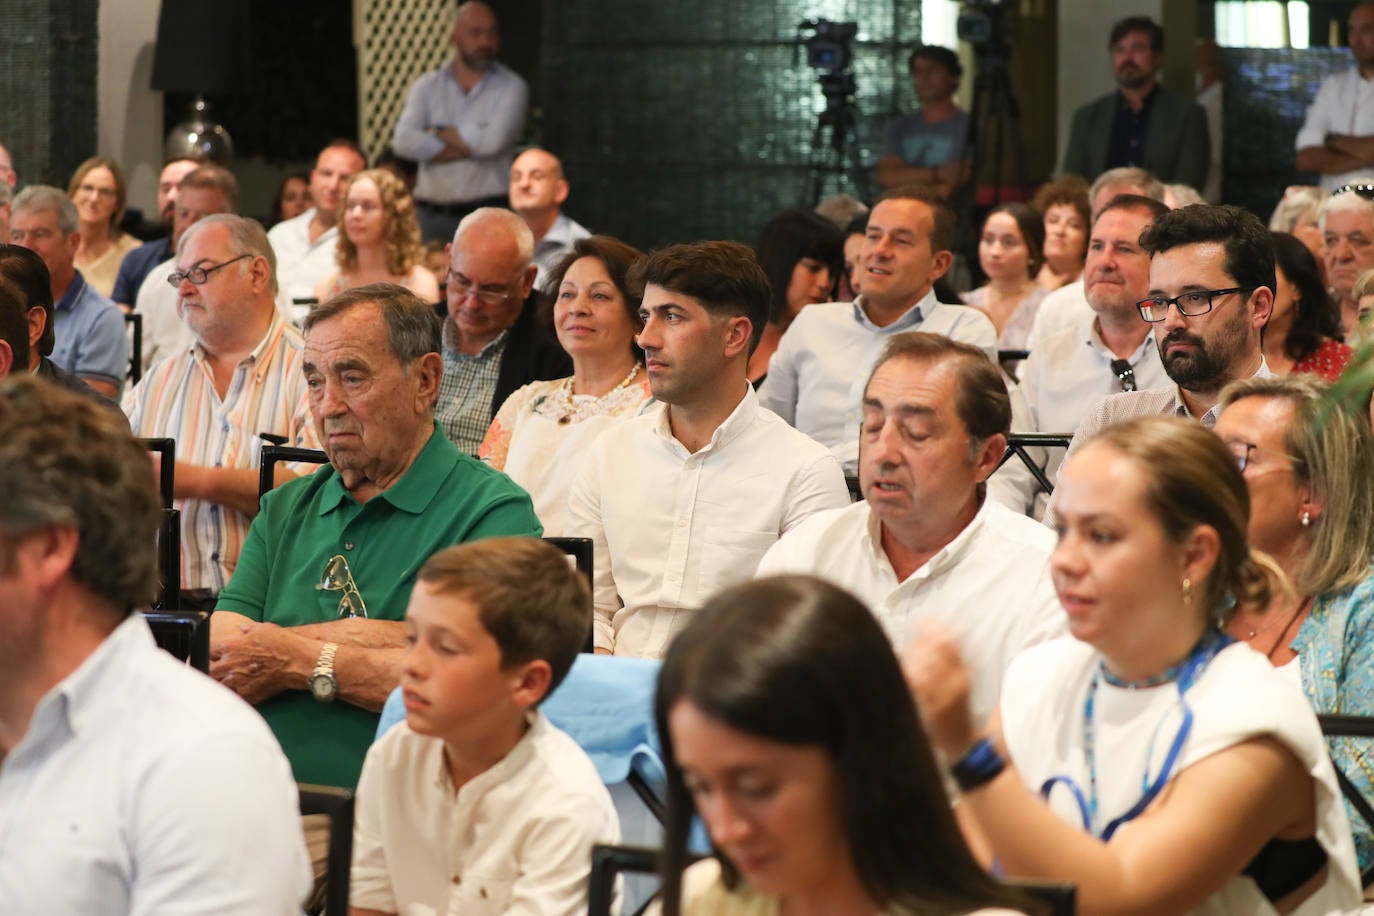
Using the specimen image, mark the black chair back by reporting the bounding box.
[125,312,143,385]
[258,444,329,505]
[544,536,595,652]
[155,507,180,609]
[998,432,1073,495]
[298,783,354,916]
[139,437,176,509]
[1318,714,1374,888]
[143,609,210,672]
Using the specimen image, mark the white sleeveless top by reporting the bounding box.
[1000,637,1362,916]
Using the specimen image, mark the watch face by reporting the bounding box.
[310,673,338,702]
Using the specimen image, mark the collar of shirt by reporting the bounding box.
[864,495,992,586]
[649,380,757,457]
[291,209,337,251]
[429,710,543,796]
[190,311,290,380]
[442,58,505,97]
[851,288,938,334]
[1116,82,1159,116]
[1171,356,1271,426]
[55,270,89,314]
[1083,315,1157,364]
[317,421,460,515]
[444,322,511,361]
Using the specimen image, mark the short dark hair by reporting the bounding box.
[1271,230,1343,361]
[869,331,1011,446]
[1097,192,1170,225]
[755,209,844,324]
[877,184,957,253]
[305,282,441,367]
[1139,204,1276,298]
[417,537,590,699]
[984,202,1045,279]
[1109,16,1163,53]
[628,241,770,355]
[0,277,30,370]
[908,44,962,79]
[179,164,240,212]
[656,575,1031,916]
[544,234,646,359]
[0,244,53,357]
[0,374,161,614]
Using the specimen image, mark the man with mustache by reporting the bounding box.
[1318,182,1374,338]
[1061,16,1210,189]
[1043,204,1274,527]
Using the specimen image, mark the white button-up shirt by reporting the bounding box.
[566,386,850,657]
[758,291,997,469]
[0,615,311,913]
[351,713,619,916]
[266,208,340,303]
[756,498,1065,728]
[1296,67,1374,191]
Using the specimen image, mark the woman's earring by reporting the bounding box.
[1182,577,1193,606]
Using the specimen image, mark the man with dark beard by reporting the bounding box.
[1061,16,1210,189]
[1043,204,1273,527]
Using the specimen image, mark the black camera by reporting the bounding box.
[798,18,858,73]
[957,0,1011,61]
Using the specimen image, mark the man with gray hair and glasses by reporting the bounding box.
[211,282,542,789]
[437,206,569,453]
[122,214,321,608]
[1319,180,1374,338]
[10,185,128,397]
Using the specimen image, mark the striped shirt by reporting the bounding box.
[122,314,321,591]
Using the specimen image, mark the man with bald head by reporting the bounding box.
[436,206,570,453]
[392,0,529,242]
[508,148,590,284]
[268,140,367,302]
[111,155,203,309]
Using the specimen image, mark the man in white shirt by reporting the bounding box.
[759,184,996,471]
[1044,203,1275,526]
[508,148,591,286]
[757,332,1063,728]
[0,374,311,914]
[992,194,1171,515]
[1295,2,1374,190]
[267,140,367,303]
[133,164,237,371]
[567,241,849,658]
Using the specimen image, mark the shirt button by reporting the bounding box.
[667,573,678,582]
[452,874,461,885]
[344,541,354,550]
[677,519,687,528]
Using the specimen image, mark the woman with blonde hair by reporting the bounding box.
[910,416,1361,915]
[1216,374,1374,874]
[67,156,140,297]
[313,168,439,303]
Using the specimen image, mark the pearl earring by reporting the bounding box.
[1182,577,1193,606]
[1302,511,1311,527]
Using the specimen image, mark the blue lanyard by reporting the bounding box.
[1039,629,1234,840]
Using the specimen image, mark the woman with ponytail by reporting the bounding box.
[908,416,1362,915]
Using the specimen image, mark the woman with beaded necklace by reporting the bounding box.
[909,416,1362,915]
[1214,374,1374,873]
[479,235,651,535]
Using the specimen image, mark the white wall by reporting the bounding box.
[97,1,162,220]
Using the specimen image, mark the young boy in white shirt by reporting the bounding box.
[350,537,620,915]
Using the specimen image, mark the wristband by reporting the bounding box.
[950,737,1005,791]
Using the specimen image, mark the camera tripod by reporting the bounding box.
[806,73,868,205]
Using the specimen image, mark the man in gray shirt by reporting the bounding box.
[876,45,970,199]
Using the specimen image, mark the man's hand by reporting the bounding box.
[210,617,309,706]
[431,127,471,162]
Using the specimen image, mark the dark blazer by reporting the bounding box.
[490,290,572,418]
[1061,84,1211,190]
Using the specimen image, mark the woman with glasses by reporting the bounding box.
[313,169,439,304]
[478,236,650,535]
[1262,233,1351,380]
[1215,375,1374,873]
[67,157,140,298]
[656,575,1034,916]
[910,416,1362,915]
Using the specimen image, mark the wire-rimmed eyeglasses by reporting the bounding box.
[166,254,252,288]
[1228,441,1301,473]
[317,554,368,619]
[1135,287,1253,323]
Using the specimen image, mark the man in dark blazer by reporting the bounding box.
[435,206,570,454]
[1061,16,1210,190]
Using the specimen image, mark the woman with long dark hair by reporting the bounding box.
[748,210,844,384]
[1264,232,1350,380]
[656,575,1032,915]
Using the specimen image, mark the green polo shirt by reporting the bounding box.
[217,423,542,787]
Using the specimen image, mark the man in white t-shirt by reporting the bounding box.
[757,331,1064,728]
[267,140,367,303]
[567,241,849,659]
[759,184,995,471]
[1295,2,1374,191]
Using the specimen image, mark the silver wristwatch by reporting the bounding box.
[309,642,340,703]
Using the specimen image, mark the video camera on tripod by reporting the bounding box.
[957,0,1013,65]
[797,18,859,106]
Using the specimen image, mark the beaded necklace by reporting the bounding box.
[554,363,641,426]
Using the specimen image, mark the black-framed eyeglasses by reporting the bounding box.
[1332,183,1374,202]
[167,254,252,288]
[446,268,521,306]
[317,554,368,619]
[1229,441,1301,472]
[1109,358,1137,392]
[1136,287,1252,323]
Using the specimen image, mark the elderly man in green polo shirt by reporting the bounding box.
[209,282,542,789]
